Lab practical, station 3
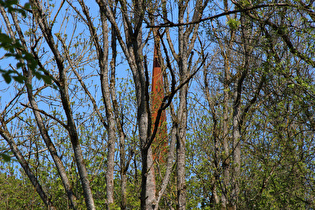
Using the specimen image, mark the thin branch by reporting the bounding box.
[56,34,108,129]
[50,0,66,30]
[147,3,291,28]
[20,103,68,129]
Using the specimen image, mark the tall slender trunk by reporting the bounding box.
[175,0,208,207]
[231,68,244,208]
[25,79,78,209]
[77,1,117,207]
[222,76,230,207]
[58,28,95,210]
[176,88,188,210]
[154,124,177,209]
[177,21,188,210]
[107,8,127,208]
[141,147,157,209]
[119,133,127,210]
[231,13,251,208]
[98,12,116,209]
[231,103,241,207]
[139,55,157,208]
[130,2,157,208]
[99,1,164,208]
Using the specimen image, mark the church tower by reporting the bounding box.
[151,31,167,162]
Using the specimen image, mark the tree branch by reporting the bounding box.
[147,3,291,28]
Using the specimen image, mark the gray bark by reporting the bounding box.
[173,1,209,208]
[25,80,78,209]
[107,9,128,208]
[78,1,117,207]
[98,1,157,208]
[154,125,176,209]
[222,73,230,208]
[176,12,189,203]
[0,6,77,209]
[30,1,95,209]
[231,13,252,208]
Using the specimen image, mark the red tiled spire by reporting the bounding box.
[151,31,167,162]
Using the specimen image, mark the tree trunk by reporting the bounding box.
[141,147,157,209]
[99,1,157,208]
[175,0,209,207]
[98,12,116,209]
[25,81,78,209]
[176,88,188,210]
[30,1,95,209]
[231,13,251,208]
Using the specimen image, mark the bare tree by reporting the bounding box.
[0,3,78,209]
[157,0,210,208]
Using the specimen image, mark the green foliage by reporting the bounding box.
[0,173,44,209]
[0,33,52,85]
[226,18,240,30]
[0,153,11,162]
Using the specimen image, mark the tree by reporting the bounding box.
[186,0,315,209]
[0,0,314,209]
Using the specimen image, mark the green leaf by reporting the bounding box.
[24,3,30,10]
[13,75,26,83]
[42,75,52,84]
[288,84,295,88]
[227,18,240,30]
[3,73,12,83]
[1,153,11,162]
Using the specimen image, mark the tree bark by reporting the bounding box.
[231,13,251,208]
[175,0,209,208]
[30,1,95,209]
[98,1,157,208]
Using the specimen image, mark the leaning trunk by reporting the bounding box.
[0,130,56,210]
[30,1,95,209]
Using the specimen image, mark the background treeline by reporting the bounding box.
[0,0,314,209]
